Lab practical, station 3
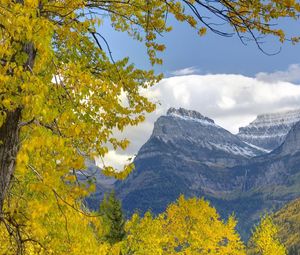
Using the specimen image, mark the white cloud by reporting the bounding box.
[97,151,133,170]
[100,69,300,169]
[256,64,300,83]
[170,66,200,76]
[151,74,300,132]
[217,96,236,109]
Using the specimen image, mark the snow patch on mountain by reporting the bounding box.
[238,109,300,151]
[167,107,223,128]
[209,142,257,157]
[242,141,271,154]
[248,109,300,128]
[168,112,221,128]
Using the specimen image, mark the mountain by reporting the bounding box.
[275,120,300,156]
[273,197,300,255]
[115,107,263,214]
[222,121,300,237]
[144,107,263,168]
[112,108,300,239]
[238,109,300,151]
[80,159,116,211]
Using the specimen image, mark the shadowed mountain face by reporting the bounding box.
[117,109,300,237]
[80,160,116,211]
[88,108,300,239]
[145,107,264,167]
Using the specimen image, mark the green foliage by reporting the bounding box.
[100,190,126,245]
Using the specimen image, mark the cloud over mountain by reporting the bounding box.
[100,67,300,169]
[256,63,300,83]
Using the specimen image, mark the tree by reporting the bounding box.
[1,0,300,252]
[248,215,287,255]
[122,196,289,255]
[273,198,300,255]
[123,195,246,254]
[99,190,126,245]
[0,181,111,255]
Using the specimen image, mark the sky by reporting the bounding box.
[95,10,300,169]
[99,15,300,77]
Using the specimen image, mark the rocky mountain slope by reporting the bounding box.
[80,160,116,210]
[87,107,300,239]
[114,108,300,238]
[238,109,300,151]
[222,121,300,237]
[142,107,263,168]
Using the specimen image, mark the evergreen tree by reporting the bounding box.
[100,190,126,244]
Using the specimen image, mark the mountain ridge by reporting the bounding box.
[87,107,300,239]
[238,108,300,151]
[151,108,264,164]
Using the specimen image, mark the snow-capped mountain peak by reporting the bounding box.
[144,107,265,168]
[246,109,300,128]
[238,109,300,151]
[167,107,217,127]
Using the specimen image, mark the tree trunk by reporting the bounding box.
[0,108,22,214]
[0,39,36,215]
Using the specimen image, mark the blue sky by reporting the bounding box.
[99,16,300,77]
[96,14,300,169]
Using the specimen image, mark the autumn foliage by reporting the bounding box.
[0,193,287,254]
[122,195,245,255]
[0,0,299,254]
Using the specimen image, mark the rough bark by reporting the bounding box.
[0,41,36,214]
[0,108,22,214]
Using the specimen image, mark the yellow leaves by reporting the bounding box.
[101,162,135,180]
[156,44,166,52]
[123,195,246,255]
[1,98,12,109]
[72,157,85,169]
[291,36,300,44]
[123,198,285,255]
[187,16,197,28]
[1,0,299,254]
[198,27,207,36]
[109,242,123,255]
[146,32,157,41]
[74,125,81,136]
[113,138,130,150]
[25,0,39,8]
[64,175,77,182]
[250,215,287,255]
[123,212,164,255]
[284,0,296,8]
[28,201,50,220]
[0,224,16,255]
[276,29,286,43]
[174,12,186,22]
[5,156,106,254]
[16,151,29,174]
